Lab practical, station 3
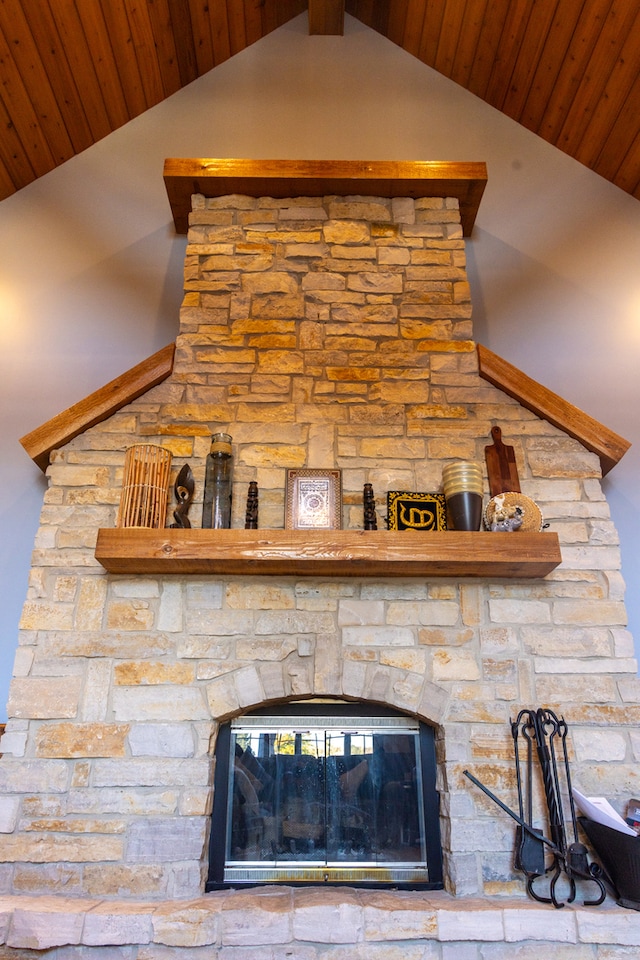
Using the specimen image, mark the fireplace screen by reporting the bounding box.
[207,706,443,887]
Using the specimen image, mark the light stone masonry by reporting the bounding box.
[0,190,637,956]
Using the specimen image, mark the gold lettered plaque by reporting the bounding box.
[387,492,447,532]
[286,469,342,530]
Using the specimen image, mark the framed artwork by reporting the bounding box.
[285,468,342,530]
[387,492,447,532]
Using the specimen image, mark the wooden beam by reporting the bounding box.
[477,343,630,475]
[163,158,488,236]
[309,0,345,35]
[95,527,562,579]
[20,343,176,472]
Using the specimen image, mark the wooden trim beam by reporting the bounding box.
[309,0,345,34]
[20,343,176,472]
[163,158,488,236]
[477,343,630,475]
[95,527,562,579]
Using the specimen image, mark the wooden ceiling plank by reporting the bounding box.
[385,0,409,48]
[226,1,248,55]
[466,2,510,100]
[0,19,56,176]
[400,0,427,58]
[123,0,167,106]
[593,78,640,183]
[163,157,488,236]
[72,1,130,129]
[280,0,309,26]
[611,127,640,196]
[309,0,346,36]
[519,1,587,134]
[14,0,94,155]
[450,0,490,90]
[418,0,446,66]
[0,156,17,199]
[434,0,469,80]
[165,0,199,86]
[0,93,36,195]
[186,0,215,74]
[482,0,536,111]
[0,0,75,166]
[48,0,116,141]
[209,3,232,66]
[98,0,149,117]
[573,12,640,170]
[556,0,637,157]
[243,0,264,46]
[477,343,630,476]
[147,0,189,97]
[536,0,613,145]
[20,343,176,472]
[500,0,561,122]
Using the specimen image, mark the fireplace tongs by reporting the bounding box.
[464,708,606,909]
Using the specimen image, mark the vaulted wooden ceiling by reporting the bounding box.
[1,0,639,204]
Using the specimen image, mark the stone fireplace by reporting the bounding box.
[2,159,640,955]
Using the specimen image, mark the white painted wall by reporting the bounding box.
[0,13,638,718]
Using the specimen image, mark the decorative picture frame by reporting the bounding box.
[285,468,342,530]
[387,492,447,532]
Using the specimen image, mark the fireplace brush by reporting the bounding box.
[464,707,606,908]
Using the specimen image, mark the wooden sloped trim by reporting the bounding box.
[477,343,630,475]
[20,343,176,472]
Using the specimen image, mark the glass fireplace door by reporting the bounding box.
[210,709,442,887]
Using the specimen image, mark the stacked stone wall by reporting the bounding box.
[0,192,638,912]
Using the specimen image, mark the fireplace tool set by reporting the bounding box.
[465,707,607,908]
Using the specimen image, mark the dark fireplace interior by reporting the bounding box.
[207,702,443,889]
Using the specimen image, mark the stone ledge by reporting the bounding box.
[0,890,639,951]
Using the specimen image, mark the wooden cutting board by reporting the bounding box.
[485,426,521,496]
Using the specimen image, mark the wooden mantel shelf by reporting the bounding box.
[95,528,561,579]
[163,158,488,236]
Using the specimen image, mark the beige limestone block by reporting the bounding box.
[387,600,459,626]
[242,272,298,294]
[235,401,296,422]
[347,272,403,294]
[2,834,123,863]
[8,676,82,720]
[112,686,209,723]
[323,220,371,244]
[552,599,627,625]
[571,728,627,761]
[292,887,362,943]
[226,582,295,610]
[380,648,427,673]
[301,271,346,290]
[106,600,154,631]
[433,650,481,682]
[536,674,617,703]
[35,723,129,758]
[370,381,431,404]
[74,577,107,631]
[19,601,74,632]
[84,862,166,897]
[241,443,306,467]
[153,897,221,947]
[488,599,551,624]
[114,661,195,686]
[221,888,293,946]
[338,599,385,626]
[342,625,414,646]
[362,890,437,941]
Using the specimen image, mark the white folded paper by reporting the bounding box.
[573,788,638,836]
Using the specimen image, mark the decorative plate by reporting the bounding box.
[484,492,543,532]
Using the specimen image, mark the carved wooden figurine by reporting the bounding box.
[169,464,195,528]
[245,481,259,529]
[363,482,378,530]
